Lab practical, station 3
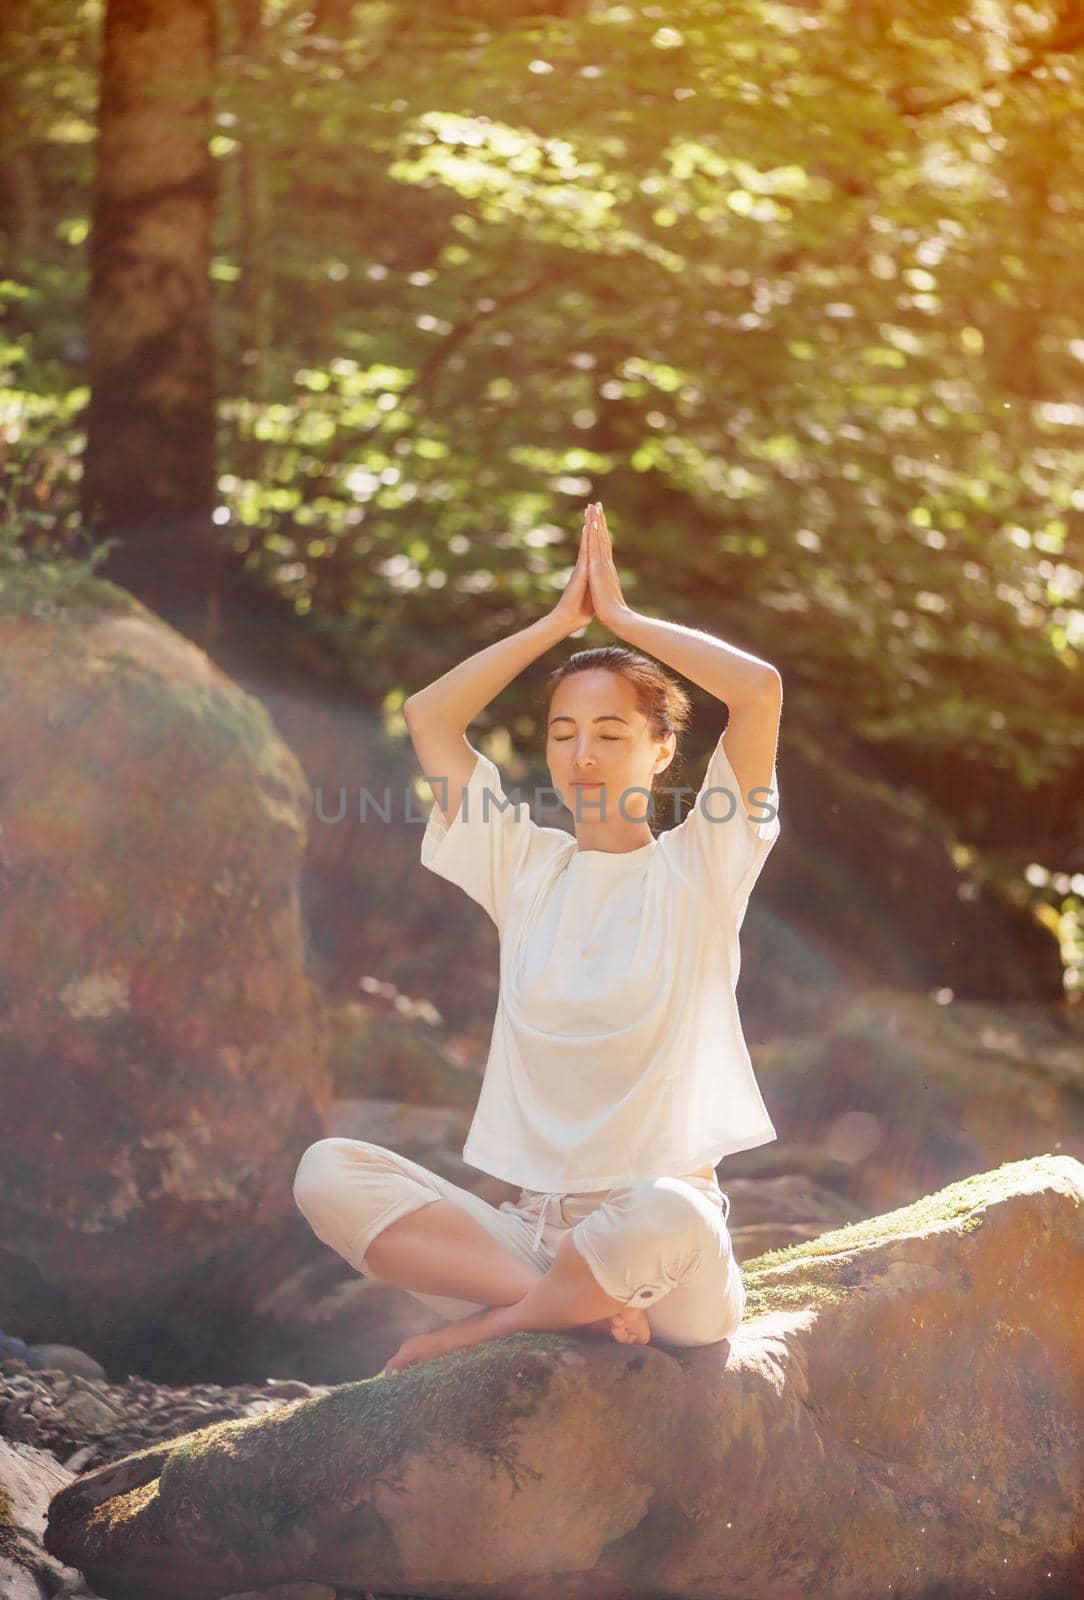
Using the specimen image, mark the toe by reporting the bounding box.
[383,1343,415,1374]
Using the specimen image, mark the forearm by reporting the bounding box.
[404,612,572,730]
[614,608,780,708]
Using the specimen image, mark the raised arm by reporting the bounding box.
[585,501,782,819]
[615,610,781,822]
[404,510,596,827]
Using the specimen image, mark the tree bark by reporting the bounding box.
[0,0,43,263]
[82,0,224,642]
[231,0,272,403]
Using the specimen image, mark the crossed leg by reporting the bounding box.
[291,1141,659,1374]
[382,1226,651,1374]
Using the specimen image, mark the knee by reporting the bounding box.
[616,1180,716,1251]
[292,1138,337,1212]
[292,1137,375,1212]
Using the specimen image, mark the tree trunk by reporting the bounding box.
[0,0,43,262]
[82,0,223,643]
[230,0,272,403]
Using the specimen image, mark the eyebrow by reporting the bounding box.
[548,714,630,727]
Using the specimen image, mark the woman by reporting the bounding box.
[293,503,783,1375]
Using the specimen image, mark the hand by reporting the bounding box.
[585,501,631,632]
[549,507,595,636]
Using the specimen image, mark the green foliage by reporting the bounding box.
[1,0,1082,986]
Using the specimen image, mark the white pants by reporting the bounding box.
[293,1138,746,1348]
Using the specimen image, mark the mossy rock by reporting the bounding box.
[44,1154,1083,1600]
[0,575,330,1372]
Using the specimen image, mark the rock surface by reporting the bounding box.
[42,1155,1083,1600]
[1,1435,89,1600]
[0,576,330,1375]
[0,1354,343,1600]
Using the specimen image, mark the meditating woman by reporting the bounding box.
[293,502,783,1375]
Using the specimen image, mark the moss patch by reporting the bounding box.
[0,1483,20,1562]
[0,559,145,625]
[741,1153,1074,1320]
[160,1333,566,1548]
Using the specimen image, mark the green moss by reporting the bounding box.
[161,1333,565,1548]
[0,561,301,797]
[100,662,277,771]
[740,1153,1074,1321]
[0,559,144,624]
[0,1484,21,1562]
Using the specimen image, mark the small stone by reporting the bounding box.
[59,1392,122,1432]
[29,1344,107,1381]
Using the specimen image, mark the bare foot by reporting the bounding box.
[608,1306,652,1344]
[582,1307,653,1345]
[381,1329,449,1375]
[378,1302,653,1376]
[380,1303,518,1375]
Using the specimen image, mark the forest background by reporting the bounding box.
[2,0,1082,1009]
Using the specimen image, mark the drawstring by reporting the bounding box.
[525,1182,729,1250]
[529,1192,562,1253]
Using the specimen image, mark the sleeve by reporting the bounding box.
[419,747,545,934]
[665,733,781,911]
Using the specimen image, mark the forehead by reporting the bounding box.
[549,670,642,723]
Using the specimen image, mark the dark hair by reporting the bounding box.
[542,646,693,832]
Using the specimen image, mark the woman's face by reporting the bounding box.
[546,670,674,827]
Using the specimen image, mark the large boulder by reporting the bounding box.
[43,1154,1082,1600]
[0,571,330,1376]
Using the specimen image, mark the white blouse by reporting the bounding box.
[418,732,781,1202]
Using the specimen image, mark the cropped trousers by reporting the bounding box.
[292,1137,746,1348]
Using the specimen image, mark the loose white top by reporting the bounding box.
[419,733,781,1192]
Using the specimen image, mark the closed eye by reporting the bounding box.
[553,735,621,741]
